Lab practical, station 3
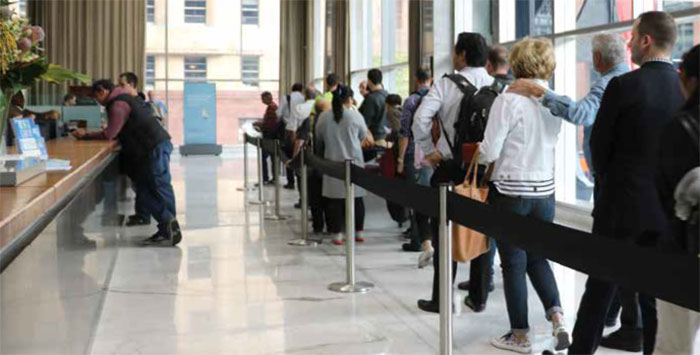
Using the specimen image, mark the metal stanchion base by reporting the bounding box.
[328,281,374,293]
[249,200,271,206]
[288,238,321,246]
[265,214,291,221]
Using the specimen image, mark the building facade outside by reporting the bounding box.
[146,0,280,145]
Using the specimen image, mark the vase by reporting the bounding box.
[0,89,10,157]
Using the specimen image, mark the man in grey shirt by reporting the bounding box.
[508,33,629,171]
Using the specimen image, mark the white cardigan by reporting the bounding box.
[479,79,562,192]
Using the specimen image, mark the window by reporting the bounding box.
[241,56,259,86]
[18,0,26,17]
[242,0,259,25]
[145,56,155,88]
[576,0,633,29]
[184,56,207,81]
[147,0,155,23]
[516,0,553,39]
[185,0,206,24]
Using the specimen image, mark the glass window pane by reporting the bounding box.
[576,0,633,29]
[672,17,700,67]
[516,0,553,39]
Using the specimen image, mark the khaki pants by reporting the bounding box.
[655,299,700,354]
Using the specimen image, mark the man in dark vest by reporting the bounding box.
[72,79,181,246]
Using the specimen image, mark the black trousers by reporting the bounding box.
[324,197,365,234]
[261,151,270,182]
[308,173,327,233]
[405,154,431,248]
[428,161,493,306]
[570,277,657,354]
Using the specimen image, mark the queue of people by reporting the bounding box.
[254,10,698,354]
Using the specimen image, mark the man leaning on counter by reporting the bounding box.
[71,80,182,247]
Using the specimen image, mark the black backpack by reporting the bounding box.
[443,74,508,166]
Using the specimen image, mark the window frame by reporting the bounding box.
[146,0,155,23]
[184,56,208,82]
[241,0,259,26]
[184,0,207,24]
[241,55,260,87]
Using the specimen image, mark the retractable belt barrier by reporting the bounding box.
[306,153,699,312]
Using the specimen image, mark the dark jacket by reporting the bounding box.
[359,89,388,140]
[657,97,699,253]
[590,61,685,242]
[106,94,171,163]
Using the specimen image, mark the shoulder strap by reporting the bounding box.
[286,94,291,115]
[443,73,477,94]
[679,111,699,147]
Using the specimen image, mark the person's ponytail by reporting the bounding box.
[332,84,351,123]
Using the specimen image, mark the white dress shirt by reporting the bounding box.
[294,99,315,121]
[411,66,495,159]
[479,79,562,197]
[276,91,305,131]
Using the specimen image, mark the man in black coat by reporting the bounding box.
[569,11,685,355]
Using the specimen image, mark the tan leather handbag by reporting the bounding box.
[452,147,490,263]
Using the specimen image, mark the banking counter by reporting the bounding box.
[0,137,126,354]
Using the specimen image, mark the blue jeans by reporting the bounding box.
[134,140,176,233]
[489,188,562,333]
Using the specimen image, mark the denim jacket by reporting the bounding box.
[542,62,629,170]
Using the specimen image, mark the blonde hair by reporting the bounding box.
[509,37,556,79]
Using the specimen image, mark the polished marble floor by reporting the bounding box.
[2,147,641,355]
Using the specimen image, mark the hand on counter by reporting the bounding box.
[71,128,87,139]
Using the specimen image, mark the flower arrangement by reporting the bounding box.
[0,2,90,92]
[0,1,91,156]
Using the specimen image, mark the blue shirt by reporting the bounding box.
[542,62,629,170]
[399,86,430,159]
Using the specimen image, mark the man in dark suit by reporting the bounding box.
[569,11,685,355]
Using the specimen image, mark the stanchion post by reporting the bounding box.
[329,160,373,293]
[289,147,319,246]
[266,140,290,221]
[439,184,453,355]
[248,138,269,205]
[237,134,253,191]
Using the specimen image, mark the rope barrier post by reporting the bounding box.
[329,160,374,293]
[289,147,320,246]
[237,134,254,192]
[266,140,291,221]
[248,138,269,206]
[439,183,453,355]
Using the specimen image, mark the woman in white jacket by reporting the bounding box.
[479,37,568,354]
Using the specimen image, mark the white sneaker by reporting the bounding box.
[552,322,571,351]
[491,332,532,354]
[417,247,434,268]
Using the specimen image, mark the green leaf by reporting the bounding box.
[0,0,16,7]
[41,64,91,84]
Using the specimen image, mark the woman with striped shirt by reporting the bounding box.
[479,37,569,354]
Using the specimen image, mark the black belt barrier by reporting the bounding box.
[305,152,699,311]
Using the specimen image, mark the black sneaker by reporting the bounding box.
[402,243,422,252]
[126,214,151,226]
[166,219,182,246]
[141,232,170,246]
[417,299,439,314]
[283,184,295,190]
[294,202,301,209]
[457,280,495,293]
[464,296,486,313]
[600,329,643,352]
